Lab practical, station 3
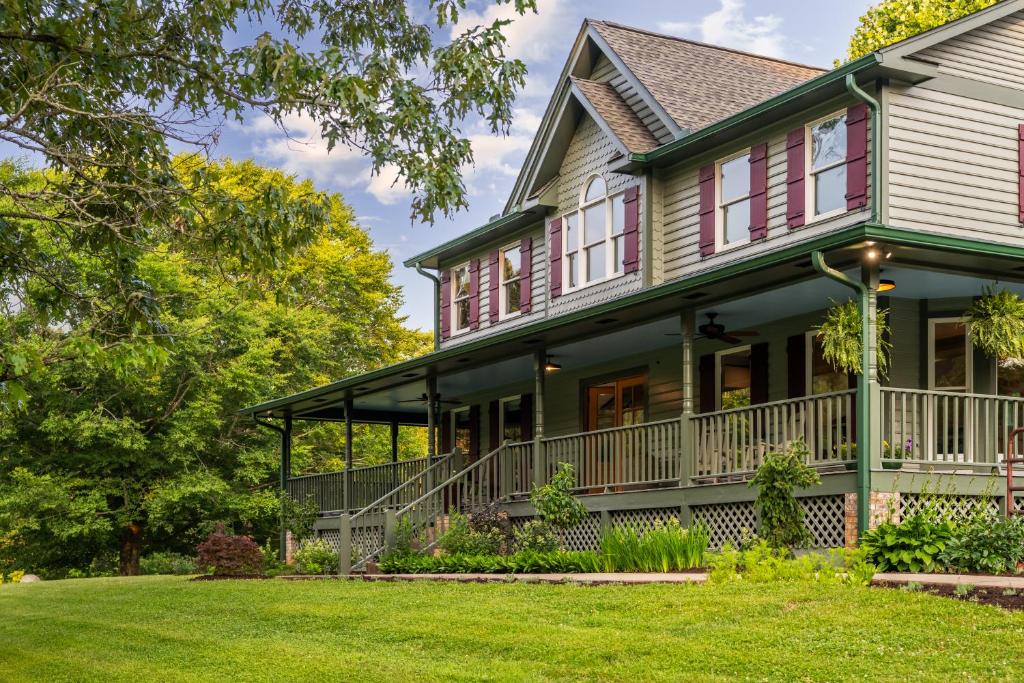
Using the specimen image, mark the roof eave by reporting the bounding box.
[402,208,545,269]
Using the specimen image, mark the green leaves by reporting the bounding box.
[817,299,892,378]
[749,440,822,552]
[965,286,1024,361]
[529,463,588,532]
[846,0,997,62]
[861,513,955,572]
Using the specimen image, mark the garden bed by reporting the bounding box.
[189,574,268,581]
[874,580,1024,611]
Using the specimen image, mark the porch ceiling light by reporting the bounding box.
[865,248,880,261]
[544,357,562,372]
[878,279,896,292]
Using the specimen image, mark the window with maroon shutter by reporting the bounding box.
[749,143,768,240]
[717,152,752,248]
[519,237,532,313]
[698,164,716,256]
[808,112,848,218]
[497,243,522,320]
[786,128,806,229]
[1018,124,1024,223]
[440,269,452,340]
[488,250,500,324]
[622,186,640,273]
[549,217,562,297]
[468,259,480,330]
[845,103,868,210]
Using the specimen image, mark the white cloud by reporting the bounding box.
[365,164,412,206]
[248,113,367,189]
[658,0,786,59]
[450,0,575,63]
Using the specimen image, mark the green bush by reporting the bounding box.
[139,552,197,576]
[439,512,506,556]
[599,520,709,572]
[378,550,603,574]
[511,519,560,553]
[708,541,873,585]
[749,440,821,552]
[861,513,955,572]
[530,463,588,532]
[294,538,338,575]
[940,514,1024,575]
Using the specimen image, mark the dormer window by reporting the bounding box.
[451,262,471,334]
[807,112,847,218]
[562,175,626,291]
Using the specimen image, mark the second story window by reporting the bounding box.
[563,175,626,291]
[500,244,521,318]
[717,151,751,248]
[452,262,471,333]
[808,112,847,218]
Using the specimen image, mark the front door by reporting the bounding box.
[928,319,971,459]
[585,375,646,487]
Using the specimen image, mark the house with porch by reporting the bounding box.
[244,2,1024,569]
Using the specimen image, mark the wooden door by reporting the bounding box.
[585,375,646,486]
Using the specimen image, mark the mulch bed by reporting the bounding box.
[874,581,1024,610]
[189,574,269,581]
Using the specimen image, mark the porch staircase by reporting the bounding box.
[345,442,510,573]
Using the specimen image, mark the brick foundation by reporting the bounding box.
[844,491,901,547]
[285,530,298,564]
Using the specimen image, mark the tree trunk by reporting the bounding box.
[119,522,143,576]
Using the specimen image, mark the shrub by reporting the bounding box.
[196,525,264,576]
[439,513,506,556]
[281,492,319,544]
[379,550,603,574]
[466,501,511,537]
[1,570,25,584]
[940,514,1024,575]
[749,440,821,552]
[294,538,339,575]
[139,552,197,576]
[861,513,955,572]
[599,520,709,572]
[530,463,588,532]
[511,519,561,553]
[708,541,870,585]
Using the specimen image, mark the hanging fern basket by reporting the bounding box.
[816,299,892,378]
[964,287,1024,362]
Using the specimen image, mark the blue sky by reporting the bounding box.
[197,1,877,330]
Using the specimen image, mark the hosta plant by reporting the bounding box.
[861,513,955,573]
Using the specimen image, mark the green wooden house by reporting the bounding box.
[243,3,1024,569]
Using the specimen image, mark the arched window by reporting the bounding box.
[563,175,626,290]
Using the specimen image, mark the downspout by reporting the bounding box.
[811,252,872,539]
[414,261,441,351]
[845,74,880,225]
[254,415,291,561]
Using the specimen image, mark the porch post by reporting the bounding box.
[862,260,883,472]
[679,309,696,495]
[344,397,353,513]
[279,413,292,562]
[532,349,546,487]
[390,420,399,463]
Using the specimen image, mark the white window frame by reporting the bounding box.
[927,317,973,392]
[715,345,752,411]
[715,149,752,252]
[450,261,471,336]
[561,174,627,293]
[451,406,471,452]
[805,111,848,223]
[498,395,524,444]
[497,242,522,321]
[805,329,850,396]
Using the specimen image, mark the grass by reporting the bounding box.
[2,576,1024,682]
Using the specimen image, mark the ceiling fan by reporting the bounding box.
[665,312,759,345]
[397,393,462,406]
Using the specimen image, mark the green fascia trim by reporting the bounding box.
[244,223,1024,415]
[402,210,531,268]
[630,53,881,166]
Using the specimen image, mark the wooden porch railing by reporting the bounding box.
[286,456,431,513]
[881,388,1024,466]
[691,390,857,480]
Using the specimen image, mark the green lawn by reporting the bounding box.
[2,576,1023,682]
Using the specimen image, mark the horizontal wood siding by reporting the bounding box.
[915,11,1024,90]
[886,84,1024,244]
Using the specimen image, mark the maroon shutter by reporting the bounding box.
[1018,124,1024,222]
[441,410,452,453]
[698,164,716,257]
[549,217,563,297]
[786,128,806,229]
[750,342,770,405]
[787,333,807,398]
[488,250,500,324]
[749,143,769,240]
[469,404,480,458]
[846,103,869,211]
[520,393,533,440]
[519,237,532,313]
[440,270,452,341]
[698,353,716,413]
[488,400,500,450]
[623,185,640,273]
[468,259,480,331]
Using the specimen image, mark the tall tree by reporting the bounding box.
[0,0,534,406]
[846,0,997,61]
[0,159,431,577]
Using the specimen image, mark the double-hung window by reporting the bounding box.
[563,175,626,291]
[717,151,751,249]
[499,244,521,319]
[451,262,471,334]
[807,112,847,218]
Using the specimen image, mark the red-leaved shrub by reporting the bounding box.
[197,525,264,576]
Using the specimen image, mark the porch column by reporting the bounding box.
[278,413,292,562]
[390,420,399,463]
[679,309,696,503]
[343,397,353,513]
[532,349,546,487]
[858,261,882,536]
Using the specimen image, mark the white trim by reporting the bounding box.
[714,345,752,411]
[805,110,848,223]
[450,261,471,336]
[497,395,522,442]
[715,148,752,253]
[927,317,973,392]
[451,406,470,450]
[497,242,523,322]
[561,181,629,294]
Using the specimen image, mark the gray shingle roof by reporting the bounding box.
[571,77,660,153]
[590,21,826,133]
